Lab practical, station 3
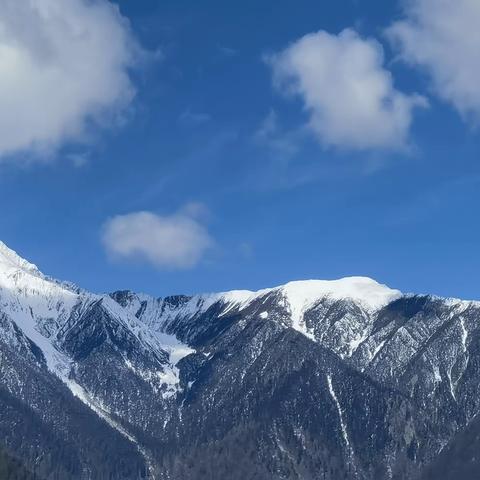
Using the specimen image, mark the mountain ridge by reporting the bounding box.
[1,239,479,479]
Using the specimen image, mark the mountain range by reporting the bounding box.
[0,240,479,479]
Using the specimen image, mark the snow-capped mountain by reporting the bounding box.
[0,240,479,479]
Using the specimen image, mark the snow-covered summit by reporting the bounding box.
[205,277,402,340]
[278,276,402,312]
[0,241,41,276]
[0,240,78,303]
[211,276,401,311]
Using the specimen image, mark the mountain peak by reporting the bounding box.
[279,276,402,312]
[217,276,401,312]
[203,276,402,341]
[0,241,40,276]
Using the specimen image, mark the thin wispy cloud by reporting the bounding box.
[101,206,214,270]
[387,0,480,124]
[217,46,238,57]
[267,29,427,151]
[254,110,302,159]
[66,152,90,168]
[0,0,140,161]
[178,110,212,127]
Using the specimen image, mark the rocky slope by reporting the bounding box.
[0,240,479,478]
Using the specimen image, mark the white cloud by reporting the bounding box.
[255,110,301,158]
[102,208,213,270]
[268,29,426,151]
[387,0,480,123]
[0,0,138,160]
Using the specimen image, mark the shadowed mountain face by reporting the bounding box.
[0,448,35,480]
[0,240,479,479]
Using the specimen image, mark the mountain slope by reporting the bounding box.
[0,448,35,480]
[1,240,480,478]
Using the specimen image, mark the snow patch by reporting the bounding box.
[155,331,195,365]
[347,333,368,356]
[327,374,357,474]
[327,375,351,448]
[370,339,388,362]
[66,379,155,475]
[459,316,468,353]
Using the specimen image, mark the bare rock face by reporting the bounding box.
[0,240,479,479]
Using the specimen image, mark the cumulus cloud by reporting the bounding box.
[387,0,480,123]
[0,0,138,159]
[268,29,427,151]
[102,208,213,270]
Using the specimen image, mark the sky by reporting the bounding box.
[0,0,480,299]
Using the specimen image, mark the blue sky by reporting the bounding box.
[1,0,480,299]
